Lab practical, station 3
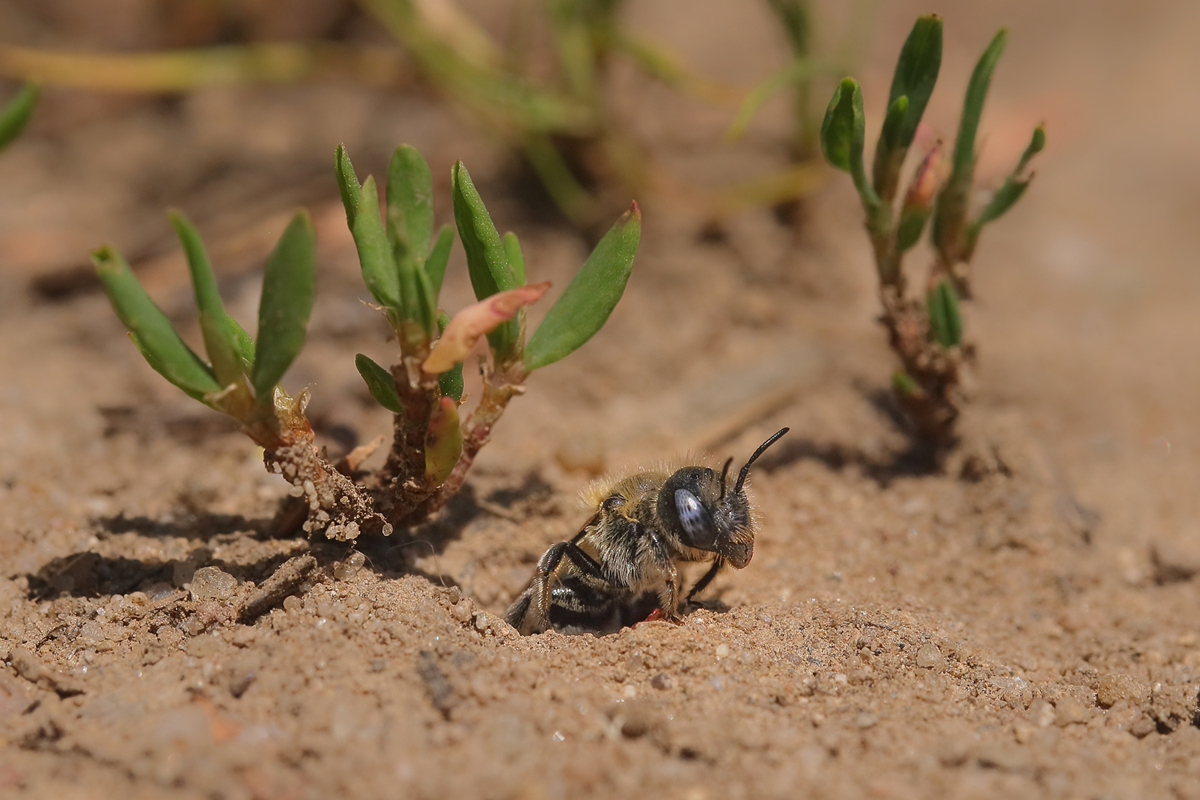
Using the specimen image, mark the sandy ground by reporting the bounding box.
[2,0,1200,797]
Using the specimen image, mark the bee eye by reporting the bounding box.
[674,489,715,547]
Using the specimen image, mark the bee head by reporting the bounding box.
[657,428,789,569]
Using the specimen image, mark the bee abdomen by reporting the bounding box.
[552,574,610,611]
[548,576,619,632]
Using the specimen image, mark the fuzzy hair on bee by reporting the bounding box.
[505,428,789,635]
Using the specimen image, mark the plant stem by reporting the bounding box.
[367,361,440,525]
[264,431,392,541]
[878,285,969,443]
[415,366,526,518]
[252,396,391,540]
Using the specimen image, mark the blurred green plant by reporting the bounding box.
[0,82,39,152]
[722,0,877,215]
[0,2,695,226]
[727,1,864,160]
[355,0,730,225]
[2,2,844,224]
[820,15,1043,443]
[0,42,410,92]
[96,143,640,538]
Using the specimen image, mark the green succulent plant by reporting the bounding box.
[97,143,640,538]
[337,143,640,521]
[820,15,1044,443]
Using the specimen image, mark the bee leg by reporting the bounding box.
[505,543,576,635]
[527,542,571,633]
[529,541,622,633]
[685,558,725,605]
[655,563,681,623]
[504,587,536,632]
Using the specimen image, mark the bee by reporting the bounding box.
[505,428,789,635]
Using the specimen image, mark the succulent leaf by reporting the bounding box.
[524,202,640,370]
[423,283,552,374]
[386,144,435,263]
[503,231,526,286]
[355,353,402,414]
[169,210,244,387]
[251,210,316,403]
[927,278,963,348]
[821,78,877,209]
[93,246,221,402]
[335,144,362,227]
[425,224,454,299]
[424,397,463,484]
[884,15,942,151]
[451,161,519,357]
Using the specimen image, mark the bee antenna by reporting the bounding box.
[733,427,789,494]
[718,457,734,500]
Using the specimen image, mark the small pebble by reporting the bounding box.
[650,673,672,690]
[157,627,183,648]
[1151,538,1200,582]
[976,743,1029,771]
[190,567,237,601]
[1028,698,1055,728]
[1054,695,1089,726]
[333,552,367,581]
[1129,715,1158,738]
[186,634,221,658]
[229,670,256,698]
[77,620,106,644]
[8,648,44,683]
[451,599,475,623]
[230,627,257,647]
[1103,699,1141,730]
[1097,673,1147,708]
[1013,724,1037,744]
[610,699,660,738]
[715,643,730,659]
[282,596,302,613]
[915,643,945,670]
[855,711,878,729]
[144,582,175,601]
